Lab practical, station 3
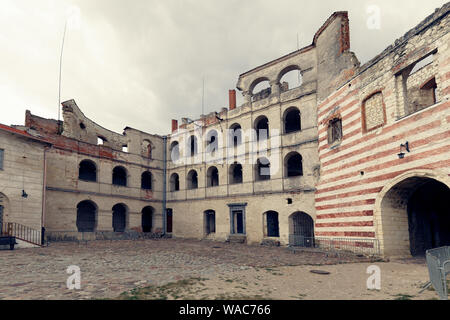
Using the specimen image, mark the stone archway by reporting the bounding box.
[375,170,450,256]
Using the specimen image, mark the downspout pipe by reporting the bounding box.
[162,135,167,236]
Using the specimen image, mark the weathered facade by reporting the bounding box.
[315,4,450,257]
[166,12,356,246]
[2,4,449,256]
[0,124,51,247]
[19,100,166,240]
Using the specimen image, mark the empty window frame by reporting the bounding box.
[170,173,180,192]
[327,118,342,145]
[229,162,243,184]
[112,166,127,186]
[285,152,303,177]
[284,107,301,134]
[207,166,219,187]
[79,160,97,182]
[187,170,198,190]
[141,171,152,190]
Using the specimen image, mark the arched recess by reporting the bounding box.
[187,169,198,190]
[374,170,450,257]
[207,166,219,187]
[254,115,269,141]
[112,166,127,186]
[229,123,242,147]
[141,171,152,190]
[263,211,280,237]
[76,200,97,232]
[79,160,97,182]
[170,173,180,192]
[289,211,314,247]
[170,141,180,162]
[283,107,301,134]
[255,157,270,181]
[285,152,303,177]
[204,210,216,235]
[112,203,128,232]
[206,129,219,155]
[229,162,243,184]
[142,206,154,233]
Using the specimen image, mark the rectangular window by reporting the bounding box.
[0,149,4,170]
[327,118,342,145]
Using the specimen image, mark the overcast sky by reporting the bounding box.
[0,0,447,135]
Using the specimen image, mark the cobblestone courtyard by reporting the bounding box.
[0,239,440,300]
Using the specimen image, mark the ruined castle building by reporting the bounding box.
[4,4,449,256]
[22,100,165,240]
[166,12,357,245]
[315,4,450,257]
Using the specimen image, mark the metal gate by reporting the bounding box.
[289,212,314,247]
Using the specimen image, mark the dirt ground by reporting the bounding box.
[0,239,444,300]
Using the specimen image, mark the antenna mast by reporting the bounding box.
[58,21,68,133]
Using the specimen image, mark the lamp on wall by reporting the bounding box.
[21,190,28,198]
[398,142,410,159]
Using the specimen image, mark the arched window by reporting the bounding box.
[142,139,152,158]
[187,170,198,190]
[284,107,301,134]
[255,157,270,181]
[141,171,152,190]
[112,203,127,232]
[204,210,216,235]
[229,123,242,147]
[250,79,271,102]
[79,160,97,182]
[112,166,127,186]
[76,200,97,232]
[206,130,219,155]
[170,141,180,162]
[170,173,180,192]
[264,211,280,237]
[97,136,107,145]
[278,66,302,91]
[229,162,243,184]
[207,166,219,187]
[187,135,198,157]
[142,206,153,233]
[285,152,303,177]
[255,116,269,141]
[327,118,342,144]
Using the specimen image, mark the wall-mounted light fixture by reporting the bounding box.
[22,190,28,198]
[398,141,410,159]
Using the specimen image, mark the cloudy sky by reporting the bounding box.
[0,0,447,135]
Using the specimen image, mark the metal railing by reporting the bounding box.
[425,246,450,300]
[289,235,381,256]
[1,222,42,246]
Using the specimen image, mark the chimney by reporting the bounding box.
[229,89,236,110]
[171,119,178,133]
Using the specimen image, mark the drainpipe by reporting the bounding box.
[162,135,167,235]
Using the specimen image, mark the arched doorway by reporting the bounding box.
[142,206,154,233]
[204,210,216,235]
[112,204,127,232]
[377,172,450,256]
[264,211,279,237]
[289,212,314,247]
[76,200,97,232]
